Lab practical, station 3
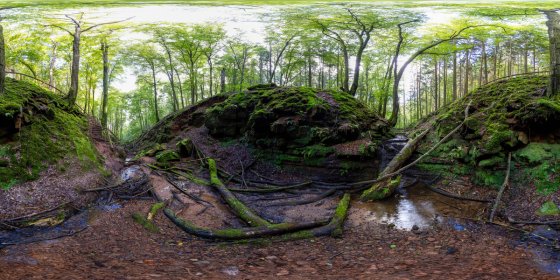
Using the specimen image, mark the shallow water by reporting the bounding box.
[354,182,486,230]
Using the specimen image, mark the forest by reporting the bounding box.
[0,1,559,279]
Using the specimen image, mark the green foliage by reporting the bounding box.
[0,79,100,190]
[473,169,505,189]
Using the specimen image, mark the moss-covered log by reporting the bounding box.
[207,158,272,227]
[360,126,430,201]
[164,193,351,240]
[164,208,328,240]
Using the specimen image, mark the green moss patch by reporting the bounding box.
[0,78,100,189]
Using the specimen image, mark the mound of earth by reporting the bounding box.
[132,84,390,182]
[0,78,122,224]
[413,75,560,222]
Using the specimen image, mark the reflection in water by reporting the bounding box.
[356,183,485,230]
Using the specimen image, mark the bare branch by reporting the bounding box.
[82,17,133,33]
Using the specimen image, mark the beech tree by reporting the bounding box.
[45,13,130,106]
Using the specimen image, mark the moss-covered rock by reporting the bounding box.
[0,78,101,190]
[176,138,194,157]
[537,201,560,216]
[156,150,180,163]
[204,86,389,166]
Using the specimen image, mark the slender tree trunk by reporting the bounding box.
[49,42,59,91]
[68,29,81,106]
[443,58,448,105]
[493,43,499,80]
[464,49,470,96]
[542,9,560,96]
[207,56,214,97]
[100,41,109,129]
[452,52,457,101]
[220,68,226,93]
[151,64,160,122]
[174,67,185,108]
[0,24,5,95]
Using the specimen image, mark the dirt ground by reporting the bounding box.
[0,199,558,280]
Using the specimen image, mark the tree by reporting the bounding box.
[129,44,162,122]
[388,24,491,126]
[45,13,130,106]
[0,7,14,95]
[309,8,385,96]
[541,9,560,96]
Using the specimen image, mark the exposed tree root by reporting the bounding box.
[164,193,351,240]
[489,152,512,222]
[424,184,492,203]
[269,189,338,206]
[164,208,328,240]
[208,158,272,227]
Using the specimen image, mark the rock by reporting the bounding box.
[176,138,194,157]
[411,225,419,231]
[446,246,458,255]
[518,131,529,145]
[276,269,290,276]
[222,266,240,276]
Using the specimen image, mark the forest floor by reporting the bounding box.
[0,197,558,279]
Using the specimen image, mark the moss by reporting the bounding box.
[478,156,504,169]
[360,175,401,201]
[132,212,160,233]
[155,150,180,163]
[147,202,166,221]
[537,201,560,216]
[525,161,560,195]
[473,169,505,189]
[514,143,560,165]
[0,78,101,189]
[537,98,560,112]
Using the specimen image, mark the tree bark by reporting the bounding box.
[68,29,81,106]
[150,63,160,122]
[0,24,5,95]
[100,41,109,129]
[542,9,560,96]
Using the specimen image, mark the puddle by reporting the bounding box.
[353,182,486,230]
[521,226,560,275]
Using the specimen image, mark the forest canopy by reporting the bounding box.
[0,1,556,140]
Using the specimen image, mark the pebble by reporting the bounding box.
[276,269,290,276]
[222,266,240,276]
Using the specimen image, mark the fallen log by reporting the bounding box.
[208,158,271,227]
[164,193,351,240]
[164,208,328,240]
[360,101,472,201]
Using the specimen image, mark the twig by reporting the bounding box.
[489,152,512,222]
[424,185,492,203]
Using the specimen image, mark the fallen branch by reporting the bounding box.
[208,158,271,227]
[489,152,512,222]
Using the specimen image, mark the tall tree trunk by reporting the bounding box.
[542,9,560,96]
[100,41,109,129]
[443,58,448,105]
[464,49,470,96]
[190,63,196,105]
[151,64,160,122]
[207,56,214,97]
[0,24,5,95]
[452,51,457,101]
[49,42,59,91]
[68,29,81,106]
[220,68,226,93]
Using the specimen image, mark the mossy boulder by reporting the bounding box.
[204,86,389,163]
[537,201,560,216]
[0,78,101,190]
